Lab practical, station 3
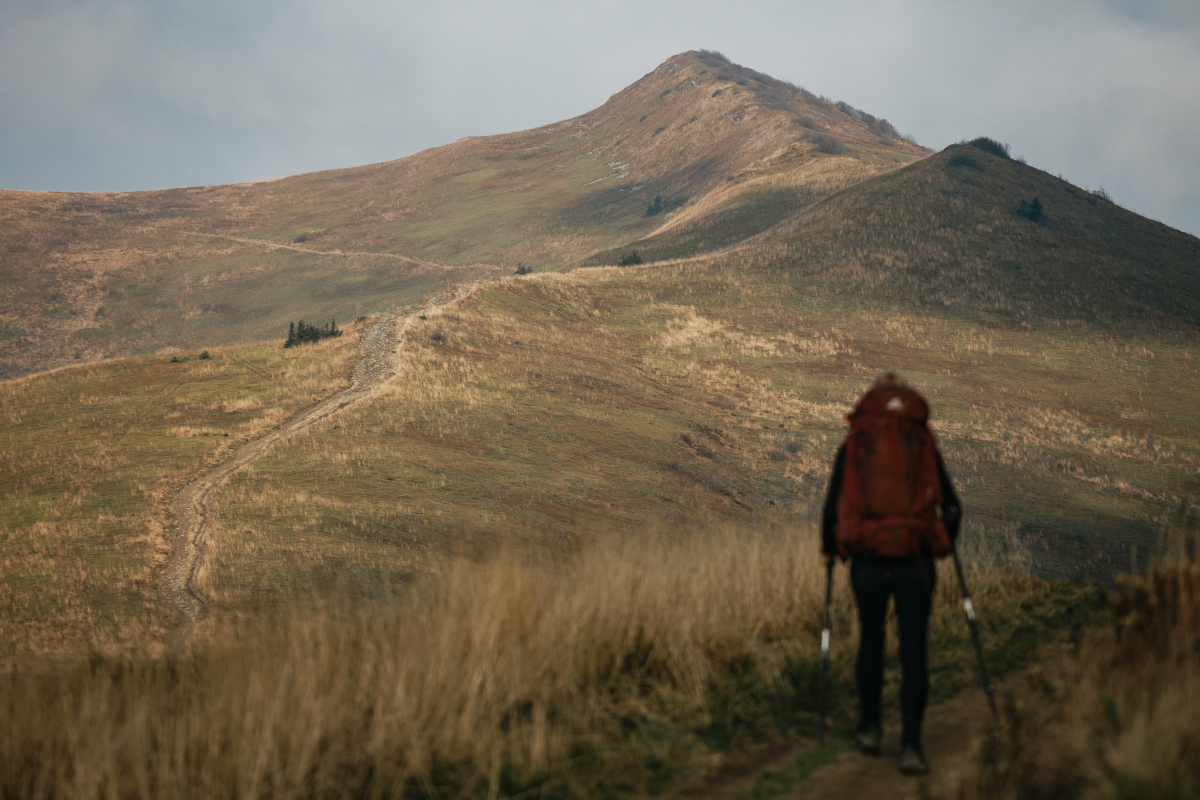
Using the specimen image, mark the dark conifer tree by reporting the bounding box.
[284,318,342,348]
[1029,197,1043,222]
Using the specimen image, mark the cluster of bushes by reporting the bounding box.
[962,137,1012,159]
[514,265,533,275]
[617,251,644,266]
[284,320,341,349]
[168,350,210,364]
[1015,197,1044,223]
[811,134,847,155]
[697,49,730,66]
[645,195,687,217]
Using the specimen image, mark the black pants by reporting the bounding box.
[850,555,936,746]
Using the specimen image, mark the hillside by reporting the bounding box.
[0,50,926,379]
[761,143,1200,331]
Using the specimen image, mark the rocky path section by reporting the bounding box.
[160,282,479,648]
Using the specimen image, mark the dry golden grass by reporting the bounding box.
[949,521,1200,799]
[0,517,1081,800]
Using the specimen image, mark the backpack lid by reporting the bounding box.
[847,385,929,428]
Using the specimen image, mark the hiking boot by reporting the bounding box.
[898,743,929,775]
[854,724,882,756]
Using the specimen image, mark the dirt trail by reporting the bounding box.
[159,283,478,648]
[688,636,1075,800]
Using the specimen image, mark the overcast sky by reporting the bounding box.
[2,0,1198,237]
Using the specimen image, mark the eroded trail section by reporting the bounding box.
[160,285,476,647]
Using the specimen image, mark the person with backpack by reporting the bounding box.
[820,372,961,775]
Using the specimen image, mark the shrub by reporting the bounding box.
[293,234,310,244]
[697,49,730,65]
[1091,186,1114,203]
[284,319,342,349]
[811,134,846,155]
[652,125,667,136]
[796,117,817,130]
[514,265,532,275]
[430,330,446,344]
[962,137,1012,159]
[834,101,862,120]
[952,552,1200,798]
[617,251,644,267]
[767,448,788,462]
[1015,197,1044,222]
[645,195,687,217]
[711,89,724,98]
[199,350,211,360]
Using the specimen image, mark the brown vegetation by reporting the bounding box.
[0,519,1091,799]
[948,525,1200,799]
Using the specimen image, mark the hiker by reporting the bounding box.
[820,372,961,775]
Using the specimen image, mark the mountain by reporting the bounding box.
[3,49,1199,382]
[0,51,927,379]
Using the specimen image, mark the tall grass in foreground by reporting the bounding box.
[1,521,1057,799]
[951,526,1200,799]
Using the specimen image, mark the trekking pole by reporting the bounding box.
[818,560,833,745]
[951,543,999,724]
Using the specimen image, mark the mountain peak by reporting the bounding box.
[0,50,929,377]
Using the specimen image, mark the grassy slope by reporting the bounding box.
[0,330,359,655]
[4,121,1198,647]
[0,51,926,378]
[761,144,1200,330]
[202,257,1197,626]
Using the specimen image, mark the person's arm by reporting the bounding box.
[935,452,962,541]
[821,444,846,559]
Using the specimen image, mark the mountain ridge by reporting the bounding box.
[0,51,929,378]
[3,51,1198,381]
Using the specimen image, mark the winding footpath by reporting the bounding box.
[160,283,478,647]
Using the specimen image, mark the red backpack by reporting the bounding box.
[835,384,951,559]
